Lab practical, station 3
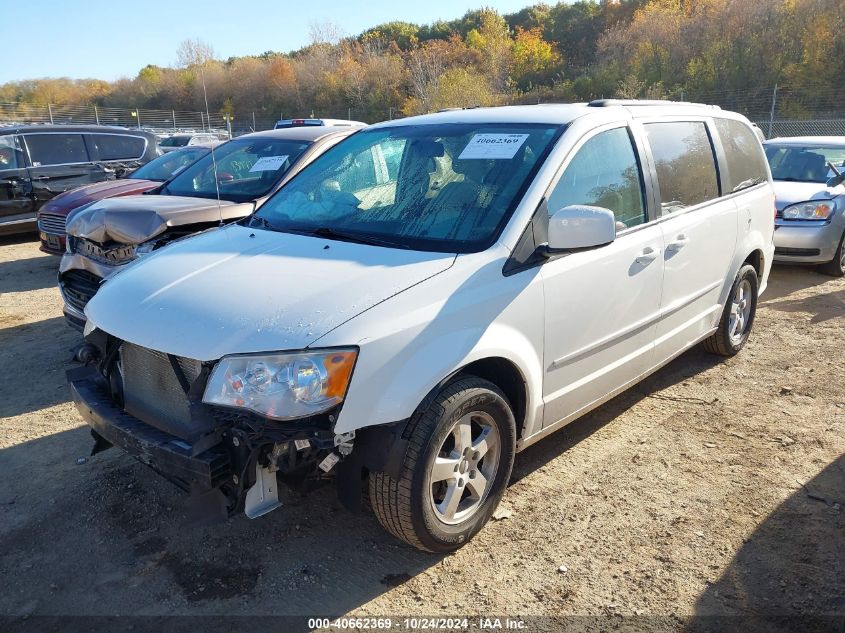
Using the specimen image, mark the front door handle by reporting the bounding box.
[666,234,689,252]
[635,246,658,265]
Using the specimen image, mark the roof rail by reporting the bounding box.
[588,99,720,109]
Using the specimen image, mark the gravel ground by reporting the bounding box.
[0,235,843,630]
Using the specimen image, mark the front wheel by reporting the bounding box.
[369,376,516,552]
[818,230,845,277]
[703,263,758,356]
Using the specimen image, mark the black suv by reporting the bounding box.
[0,125,158,236]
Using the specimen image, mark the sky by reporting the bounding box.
[3,0,532,84]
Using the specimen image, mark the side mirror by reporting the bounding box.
[542,205,616,254]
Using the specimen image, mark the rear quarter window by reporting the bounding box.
[92,134,147,161]
[644,121,719,214]
[714,118,769,193]
[25,133,89,166]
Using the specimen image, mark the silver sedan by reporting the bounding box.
[765,136,845,276]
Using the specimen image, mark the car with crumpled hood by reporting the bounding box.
[37,144,216,255]
[59,125,362,330]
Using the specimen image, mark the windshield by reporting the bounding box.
[163,137,310,202]
[252,123,561,252]
[765,144,845,183]
[129,147,209,182]
[159,135,190,147]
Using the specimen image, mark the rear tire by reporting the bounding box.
[817,230,845,277]
[369,376,516,553]
[703,264,758,357]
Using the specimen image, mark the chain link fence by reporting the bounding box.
[754,119,845,139]
[0,102,229,135]
[0,102,405,137]
[3,100,844,141]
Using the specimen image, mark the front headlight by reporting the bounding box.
[782,200,835,220]
[202,348,357,420]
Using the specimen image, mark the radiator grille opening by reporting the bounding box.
[38,212,67,234]
[120,343,204,441]
[60,269,102,314]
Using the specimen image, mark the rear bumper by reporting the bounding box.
[773,219,844,264]
[69,368,231,491]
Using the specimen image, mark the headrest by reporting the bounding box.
[409,139,444,159]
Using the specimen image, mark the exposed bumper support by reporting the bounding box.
[68,367,231,491]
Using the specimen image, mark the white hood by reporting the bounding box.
[773,180,843,211]
[85,224,456,360]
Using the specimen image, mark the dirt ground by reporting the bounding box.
[0,234,843,630]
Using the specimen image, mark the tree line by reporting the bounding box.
[2,0,843,124]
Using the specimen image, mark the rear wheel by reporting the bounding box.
[703,264,758,356]
[369,376,516,552]
[818,230,845,277]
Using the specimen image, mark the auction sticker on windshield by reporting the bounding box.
[458,134,529,160]
[249,155,289,172]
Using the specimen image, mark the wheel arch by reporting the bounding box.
[743,248,764,279]
[454,357,528,442]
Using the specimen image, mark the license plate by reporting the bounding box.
[45,234,62,249]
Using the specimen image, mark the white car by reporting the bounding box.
[70,100,774,552]
[157,132,221,153]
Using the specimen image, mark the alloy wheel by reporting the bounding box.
[728,279,753,345]
[428,411,501,525]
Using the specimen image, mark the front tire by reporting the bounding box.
[369,376,516,553]
[703,263,758,356]
[818,230,845,277]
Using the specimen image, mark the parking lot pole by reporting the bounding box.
[47,103,54,124]
[94,105,100,125]
[172,110,177,130]
[768,84,778,138]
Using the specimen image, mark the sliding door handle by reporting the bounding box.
[666,234,689,252]
[635,246,658,265]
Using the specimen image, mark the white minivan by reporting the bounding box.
[69,101,774,552]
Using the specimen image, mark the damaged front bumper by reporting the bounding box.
[67,364,353,522]
[69,367,232,490]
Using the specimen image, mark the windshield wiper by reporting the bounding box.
[305,227,411,249]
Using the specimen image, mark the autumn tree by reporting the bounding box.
[3,1,842,125]
[512,27,561,90]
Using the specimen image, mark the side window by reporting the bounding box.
[92,134,146,161]
[644,121,719,214]
[714,118,769,193]
[0,135,24,171]
[547,127,646,230]
[25,133,89,166]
